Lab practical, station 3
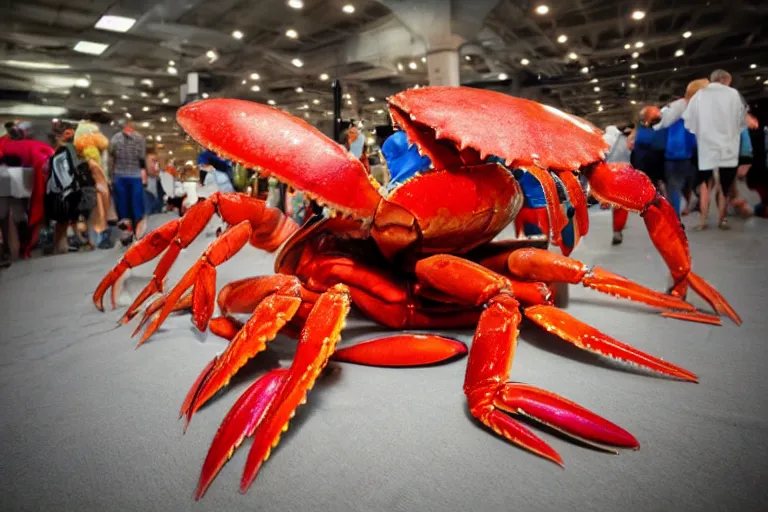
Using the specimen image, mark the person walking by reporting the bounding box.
[109,121,148,244]
[653,79,709,219]
[603,125,632,245]
[682,69,749,230]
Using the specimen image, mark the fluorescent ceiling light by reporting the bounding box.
[74,41,109,55]
[675,49,685,57]
[631,10,645,20]
[521,58,530,65]
[408,61,417,69]
[74,78,90,88]
[142,106,150,112]
[580,66,589,73]
[291,58,303,67]
[683,31,692,38]
[313,99,320,104]
[0,104,67,117]
[288,0,303,8]
[94,15,136,33]
[342,4,355,14]
[498,73,508,80]
[160,116,167,122]
[0,60,71,70]
[535,5,549,15]
[557,35,567,44]
[250,72,260,80]
[267,100,276,105]
[251,85,261,92]
[162,97,170,104]
[319,73,329,80]
[568,52,578,60]
[140,78,153,87]
[202,93,209,98]
[296,87,304,93]
[232,30,244,40]
[286,29,298,39]
[167,66,178,75]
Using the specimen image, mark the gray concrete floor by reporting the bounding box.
[1,195,767,511]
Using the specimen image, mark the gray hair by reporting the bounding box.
[710,69,732,84]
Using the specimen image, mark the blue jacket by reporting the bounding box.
[665,119,697,161]
[635,125,667,151]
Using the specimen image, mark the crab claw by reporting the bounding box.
[194,368,289,500]
[177,99,381,219]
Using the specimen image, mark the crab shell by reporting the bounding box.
[176,87,608,225]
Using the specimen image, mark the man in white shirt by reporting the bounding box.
[682,69,748,230]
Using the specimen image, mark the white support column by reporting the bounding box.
[426,49,460,86]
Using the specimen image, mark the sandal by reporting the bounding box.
[718,220,731,230]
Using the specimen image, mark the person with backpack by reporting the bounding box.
[652,79,710,219]
[45,121,97,253]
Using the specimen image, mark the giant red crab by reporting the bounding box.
[93,86,739,499]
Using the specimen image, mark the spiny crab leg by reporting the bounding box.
[93,218,181,312]
[194,368,289,500]
[238,284,350,493]
[118,201,216,324]
[137,221,253,347]
[412,253,640,464]
[180,275,305,427]
[415,254,696,382]
[506,247,699,314]
[465,293,639,466]
[586,162,740,325]
[119,193,299,325]
[132,289,193,338]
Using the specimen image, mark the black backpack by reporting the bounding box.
[45,143,97,222]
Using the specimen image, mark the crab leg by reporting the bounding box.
[137,221,253,346]
[416,254,696,381]
[131,289,193,337]
[118,193,298,324]
[194,368,289,500]
[239,284,351,493]
[586,162,740,325]
[118,201,215,323]
[93,218,181,312]
[519,166,569,250]
[505,247,700,314]
[413,255,640,463]
[464,293,639,465]
[180,275,305,426]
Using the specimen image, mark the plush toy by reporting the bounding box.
[73,123,111,247]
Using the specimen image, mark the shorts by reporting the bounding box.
[113,175,146,222]
[738,155,753,166]
[696,167,738,194]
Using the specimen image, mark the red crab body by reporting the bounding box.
[93,86,739,500]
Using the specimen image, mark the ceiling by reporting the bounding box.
[0,0,766,154]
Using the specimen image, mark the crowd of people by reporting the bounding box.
[1,72,766,267]
[603,69,766,245]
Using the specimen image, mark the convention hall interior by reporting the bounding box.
[1,0,766,511]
